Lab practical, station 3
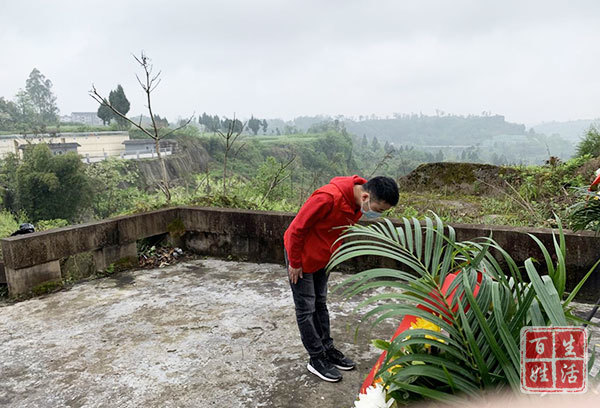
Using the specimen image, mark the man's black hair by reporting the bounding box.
[363,176,399,206]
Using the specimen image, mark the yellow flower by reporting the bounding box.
[408,317,446,348]
[373,364,402,386]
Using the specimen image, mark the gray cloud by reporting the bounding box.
[1,0,599,125]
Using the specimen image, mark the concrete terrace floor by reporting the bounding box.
[2,258,600,408]
[0,259,397,408]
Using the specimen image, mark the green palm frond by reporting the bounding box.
[568,188,600,233]
[327,213,599,404]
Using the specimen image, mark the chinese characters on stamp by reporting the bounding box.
[520,326,587,393]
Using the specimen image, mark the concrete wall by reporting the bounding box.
[180,207,600,301]
[1,208,179,295]
[3,206,600,300]
[0,132,129,159]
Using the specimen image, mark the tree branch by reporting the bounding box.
[232,141,247,159]
[89,85,154,139]
[260,155,296,205]
[161,114,195,139]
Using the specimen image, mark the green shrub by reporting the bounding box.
[36,218,69,231]
[0,210,19,238]
[576,125,600,157]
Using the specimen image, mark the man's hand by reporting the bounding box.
[288,266,303,284]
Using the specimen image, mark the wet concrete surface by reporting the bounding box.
[0,259,396,408]
[1,259,599,407]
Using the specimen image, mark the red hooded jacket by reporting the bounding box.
[284,175,367,273]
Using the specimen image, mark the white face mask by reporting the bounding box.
[361,198,381,219]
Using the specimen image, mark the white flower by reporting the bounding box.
[353,384,393,408]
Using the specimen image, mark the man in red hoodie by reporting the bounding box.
[284,175,399,382]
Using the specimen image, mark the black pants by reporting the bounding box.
[284,249,334,357]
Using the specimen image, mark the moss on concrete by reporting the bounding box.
[31,280,63,296]
[400,162,518,195]
[60,252,96,283]
[167,218,185,238]
[109,256,138,274]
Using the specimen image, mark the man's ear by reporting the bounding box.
[361,191,370,201]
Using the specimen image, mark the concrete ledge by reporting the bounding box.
[2,206,600,299]
[180,207,293,264]
[117,208,181,244]
[5,260,61,295]
[93,243,138,272]
[1,208,181,271]
[2,220,118,271]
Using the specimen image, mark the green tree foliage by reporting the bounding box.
[222,117,244,133]
[0,210,20,238]
[25,68,59,125]
[371,136,381,151]
[198,112,221,132]
[85,158,143,219]
[290,114,573,165]
[460,146,481,162]
[261,119,268,134]
[248,115,261,135]
[108,85,130,130]
[0,97,19,130]
[154,114,169,128]
[0,153,20,211]
[252,156,292,201]
[16,144,90,222]
[294,131,357,186]
[97,98,113,125]
[361,134,369,150]
[307,119,345,134]
[345,113,527,146]
[14,90,43,133]
[0,72,59,133]
[283,124,299,134]
[576,125,600,157]
[212,115,221,131]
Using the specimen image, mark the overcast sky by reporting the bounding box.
[1,0,599,125]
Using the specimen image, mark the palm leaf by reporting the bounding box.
[326,213,595,404]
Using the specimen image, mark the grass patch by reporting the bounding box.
[31,280,63,296]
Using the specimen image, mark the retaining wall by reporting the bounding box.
[2,207,600,300]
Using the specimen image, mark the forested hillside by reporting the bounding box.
[261,114,575,165]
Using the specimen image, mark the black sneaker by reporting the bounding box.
[326,347,356,371]
[307,352,343,382]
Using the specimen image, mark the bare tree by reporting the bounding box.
[89,51,193,202]
[260,154,296,205]
[368,149,394,178]
[216,115,246,196]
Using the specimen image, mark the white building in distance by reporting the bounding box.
[70,112,104,126]
[0,131,129,160]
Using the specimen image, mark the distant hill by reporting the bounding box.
[532,119,600,143]
[343,114,527,146]
[266,114,530,145]
[261,114,579,163]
